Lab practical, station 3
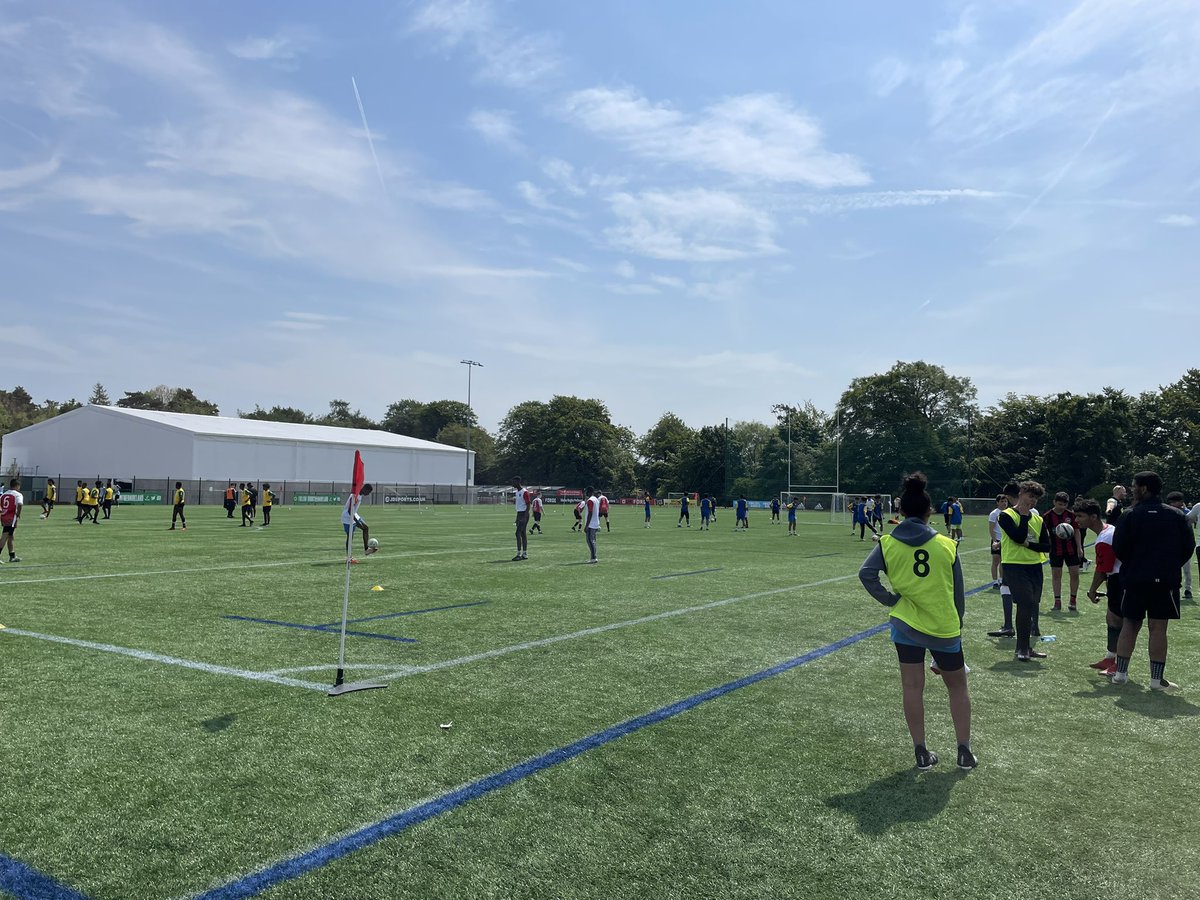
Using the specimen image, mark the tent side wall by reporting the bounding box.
[191,436,469,483]
[1,407,195,479]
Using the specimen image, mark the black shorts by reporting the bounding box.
[43,499,55,508]
[533,512,541,521]
[1121,583,1180,622]
[1049,552,1082,569]
[1107,573,1124,618]
[2,522,14,534]
[991,541,1001,556]
[895,642,965,672]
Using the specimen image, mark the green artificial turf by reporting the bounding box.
[1,503,1197,899]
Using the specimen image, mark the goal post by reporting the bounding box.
[779,485,841,524]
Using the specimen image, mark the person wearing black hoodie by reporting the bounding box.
[859,472,975,772]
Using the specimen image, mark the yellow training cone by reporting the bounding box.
[371,585,384,592]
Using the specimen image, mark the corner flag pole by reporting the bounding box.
[329,450,386,697]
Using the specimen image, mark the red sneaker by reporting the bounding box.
[1089,656,1114,669]
[349,558,360,565]
[1100,660,1118,676]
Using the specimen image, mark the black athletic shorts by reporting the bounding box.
[1121,582,1181,622]
[1107,572,1124,618]
[1049,552,1082,569]
[44,499,55,509]
[991,541,1001,556]
[895,642,965,672]
[1,523,14,534]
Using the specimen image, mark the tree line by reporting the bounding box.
[4,362,1197,501]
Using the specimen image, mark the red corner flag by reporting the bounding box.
[351,450,364,498]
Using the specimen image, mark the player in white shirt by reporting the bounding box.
[511,478,532,560]
[987,494,1008,589]
[0,478,24,563]
[341,484,377,561]
[583,486,602,563]
[1187,500,1200,599]
[529,492,544,534]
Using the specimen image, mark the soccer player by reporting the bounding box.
[678,493,690,528]
[770,496,781,524]
[859,472,975,771]
[573,499,585,532]
[512,478,531,560]
[643,492,652,528]
[102,480,115,519]
[0,478,24,563]
[529,491,543,534]
[787,495,799,535]
[940,497,953,534]
[735,495,749,531]
[598,489,611,532]
[1075,499,1122,675]
[1187,498,1200,600]
[986,491,1015,637]
[854,497,870,540]
[224,482,237,518]
[247,481,258,522]
[74,480,85,522]
[342,483,377,560]
[1044,491,1082,611]
[40,478,56,519]
[998,480,1051,662]
[700,494,712,530]
[1166,493,1191,599]
[169,481,187,530]
[240,483,253,527]
[948,497,963,543]
[261,483,274,526]
[88,481,102,523]
[1109,472,1194,690]
[583,486,601,563]
[872,495,885,531]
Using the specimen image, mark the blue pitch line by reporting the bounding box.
[0,853,88,900]
[195,621,890,900]
[650,568,723,580]
[222,615,417,644]
[316,600,489,628]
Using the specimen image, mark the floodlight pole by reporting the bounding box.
[787,406,792,493]
[461,359,483,506]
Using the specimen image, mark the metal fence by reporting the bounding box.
[17,476,478,506]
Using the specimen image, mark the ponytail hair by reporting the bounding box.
[899,472,933,518]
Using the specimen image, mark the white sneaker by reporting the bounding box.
[1110,671,1129,684]
[1150,678,1178,691]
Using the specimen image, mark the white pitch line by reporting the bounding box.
[0,627,329,691]
[327,543,995,687]
[0,545,515,586]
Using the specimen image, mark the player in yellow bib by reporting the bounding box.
[859,472,975,771]
[261,483,274,527]
[997,480,1051,662]
[169,482,187,530]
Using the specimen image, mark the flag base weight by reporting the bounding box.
[328,680,388,697]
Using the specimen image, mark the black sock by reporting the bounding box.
[1107,626,1121,653]
[1115,655,1130,674]
[1150,660,1166,682]
[1002,595,1013,630]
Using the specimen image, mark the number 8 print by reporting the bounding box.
[912,548,930,577]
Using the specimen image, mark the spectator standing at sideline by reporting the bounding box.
[1109,473,1194,690]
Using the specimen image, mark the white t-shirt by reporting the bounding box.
[0,489,24,524]
[987,507,1004,542]
[532,496,543,514]
[1094,524,1121,574]
[584,495,601,530]
[514,489,530,513]
[1187,502,1200,547]
[341,493,362,526]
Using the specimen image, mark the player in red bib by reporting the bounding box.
[598,491,610,532]
[1,478,24,563]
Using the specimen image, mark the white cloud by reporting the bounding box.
[614,260,636,279]
[515,180,576,217]
[0,156,60,191]
[227,32,313,63]
[408,0,560,88]
[606,190,781,262]
[935,8,978,47]
[869,58,910,97]
[467,109,522,151]
[563,88,869,187]
[800,188,1005,214]
[650,274,685,289]
[1157,213,1196,227]
[541,158,585,196]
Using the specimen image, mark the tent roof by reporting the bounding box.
[81,406,464,452]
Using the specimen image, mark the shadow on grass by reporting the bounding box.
[1072,679,1200,719]
[201,713,237,733]
[825,767,968,834]
[988,658,1046,678]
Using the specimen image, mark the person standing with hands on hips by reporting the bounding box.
[998,481,1051,662]
[859,472,975,772]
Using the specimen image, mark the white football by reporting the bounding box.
[1054,523,1074,540]
[367,537,380,551]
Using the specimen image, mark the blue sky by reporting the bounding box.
[1,0,1197,434]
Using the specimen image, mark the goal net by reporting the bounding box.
[666,492,699,505]
[779,486,840,524]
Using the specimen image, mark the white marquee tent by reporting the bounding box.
[1,406,472,485]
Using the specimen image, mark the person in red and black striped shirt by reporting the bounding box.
[1044,491,1083,611]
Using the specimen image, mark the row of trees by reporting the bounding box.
[4,363,1198,500]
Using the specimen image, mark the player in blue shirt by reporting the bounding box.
[787,496,799,536]
[677,493,690,528]
[949,497,964,542]
[770,496,781,524]
[644,492,652,528]
[736,496,749,530]
[700,495,712,530]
